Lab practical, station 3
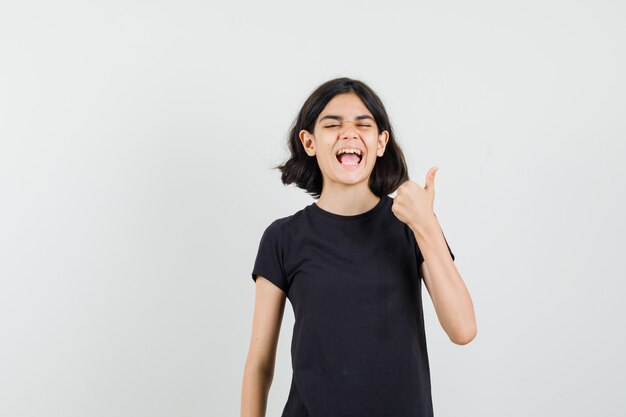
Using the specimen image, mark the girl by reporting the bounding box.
[241,77,476,417]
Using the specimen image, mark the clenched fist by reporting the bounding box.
[391,166,440,231]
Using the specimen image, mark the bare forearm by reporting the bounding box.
[241,364,273,417]
[411,216,476,344]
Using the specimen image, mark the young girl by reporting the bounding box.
[241,77,476,417]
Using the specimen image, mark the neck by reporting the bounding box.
[316,183,381,216]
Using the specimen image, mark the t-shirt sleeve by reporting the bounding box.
[251,219,289,294]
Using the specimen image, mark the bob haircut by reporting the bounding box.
[275,77,409,199]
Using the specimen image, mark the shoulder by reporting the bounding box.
[265,212,296,231]
[259,217,286,245]
[259,207,306,241]
[267,205,309,231]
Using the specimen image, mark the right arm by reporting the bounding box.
[241,276,287,417]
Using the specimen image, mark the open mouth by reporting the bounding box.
[335,148,363,167]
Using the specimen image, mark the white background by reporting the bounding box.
[1,1,624,416]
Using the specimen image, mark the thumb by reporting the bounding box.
[424,166,438,192]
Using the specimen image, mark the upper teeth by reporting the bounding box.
[336,148,362,156]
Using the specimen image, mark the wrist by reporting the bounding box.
[409,214,439,239]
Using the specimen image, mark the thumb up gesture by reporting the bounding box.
[391,166,440,232]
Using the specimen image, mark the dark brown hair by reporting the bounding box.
[274,77,409,199]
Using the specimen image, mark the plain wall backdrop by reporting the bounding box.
[1,1,624,416]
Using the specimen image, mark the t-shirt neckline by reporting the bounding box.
[310,195,388,221]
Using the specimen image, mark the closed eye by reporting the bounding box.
[324,124,371,128]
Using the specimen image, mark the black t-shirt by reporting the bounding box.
[251,194,454,417]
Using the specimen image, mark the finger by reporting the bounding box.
[425,166,438,192]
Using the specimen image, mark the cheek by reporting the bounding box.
[316,150,334,166]
[321,143,336,162]
[365,144,378,160]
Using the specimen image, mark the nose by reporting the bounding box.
[339,120,359,139]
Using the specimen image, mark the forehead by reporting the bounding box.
[318,93,372,118]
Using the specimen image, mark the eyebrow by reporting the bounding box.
[318,114,375,123]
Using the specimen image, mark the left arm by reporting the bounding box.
[411,214,477,345]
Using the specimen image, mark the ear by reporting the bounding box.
[299,129,316,156]
[376,130,390,157]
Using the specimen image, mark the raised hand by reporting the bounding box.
[391,166,439,231]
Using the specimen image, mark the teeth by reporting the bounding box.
[336,148,362,156]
